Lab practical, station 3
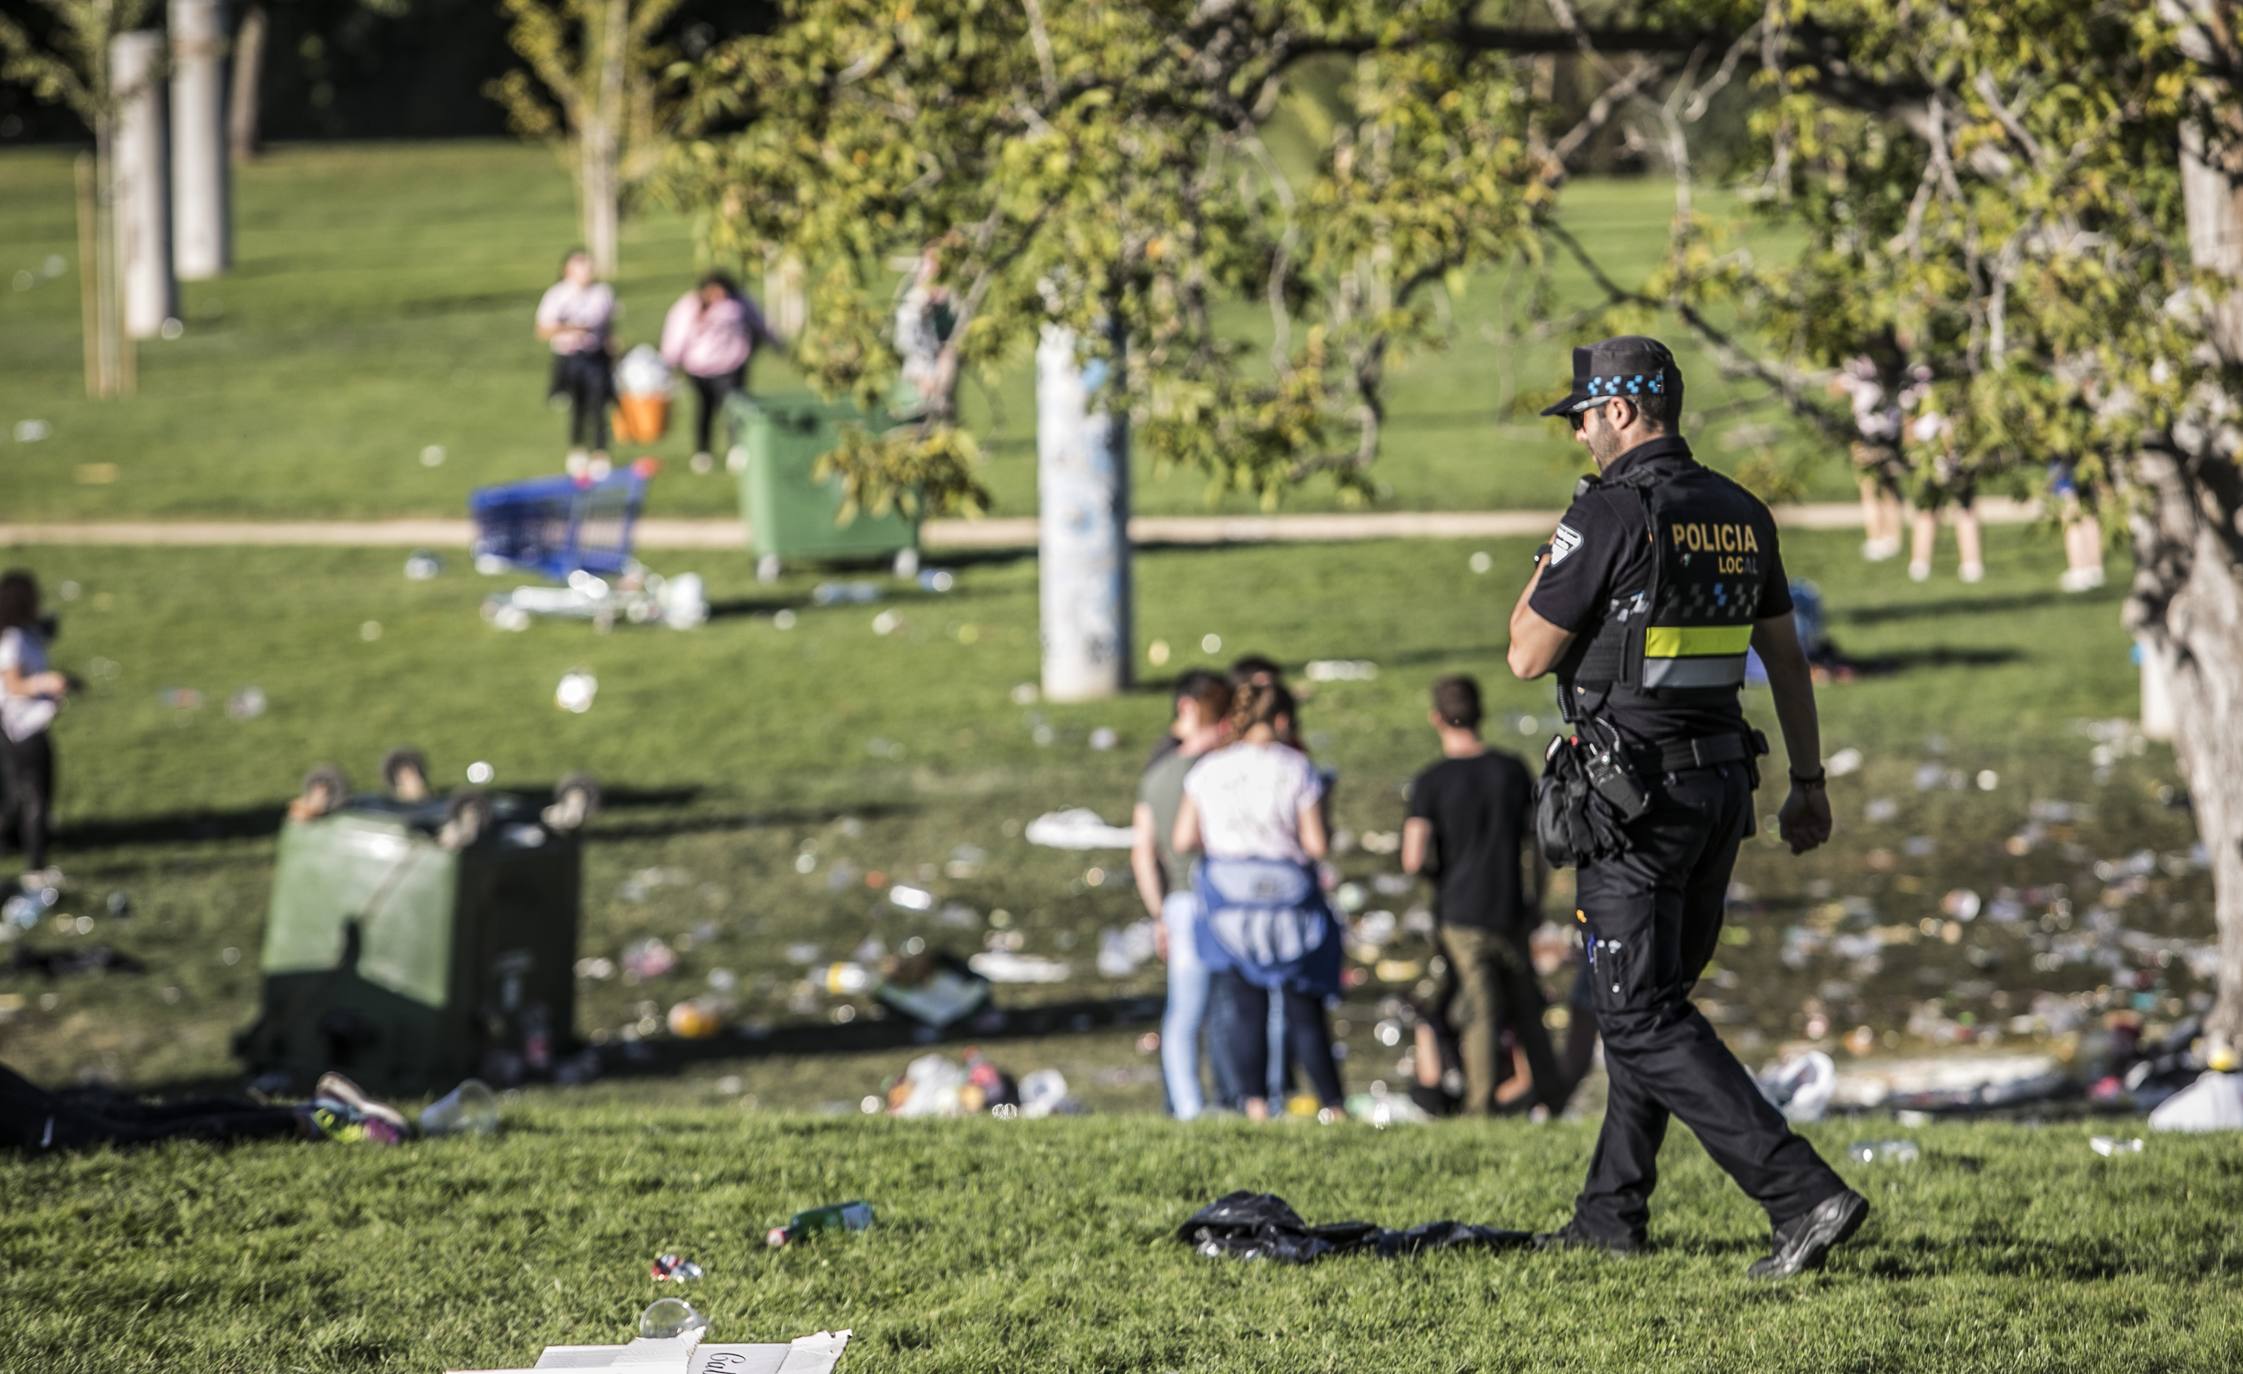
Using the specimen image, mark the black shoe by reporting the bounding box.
[1747,1189,1870,1279]
[1533,1218,1645,1256]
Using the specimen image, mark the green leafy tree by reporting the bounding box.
[491,0,686,276]
[675,0,2243,1044]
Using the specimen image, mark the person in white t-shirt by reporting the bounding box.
[535,249,618,471]
[0,571,69,889]
[1173,680,1344,1120]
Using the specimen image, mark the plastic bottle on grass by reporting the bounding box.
[767,1200,875,1247]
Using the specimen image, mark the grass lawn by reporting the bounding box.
[0,524,2201,1103]
[2,1112,2240,1373]
[0,142,1859,522]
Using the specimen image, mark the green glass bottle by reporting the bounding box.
[766,1200,875,1248]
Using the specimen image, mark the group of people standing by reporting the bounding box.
[1132,659,1569,1123]
[533,249,776,474]
[1835,339,2107,591]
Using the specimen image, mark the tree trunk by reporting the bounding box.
[578,0,628,278]
[1035,319,1133,702]
[228,2,266,165]
[111,30,176,342]
[2142,54,2243,1054]
[171,0,232,280]
[580,121,619,278]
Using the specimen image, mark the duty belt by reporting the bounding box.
[1629,730,1769,774]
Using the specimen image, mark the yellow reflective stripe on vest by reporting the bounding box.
[1643,625,1753,659]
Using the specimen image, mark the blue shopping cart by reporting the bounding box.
[468,468,648,582]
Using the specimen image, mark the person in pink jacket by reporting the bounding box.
[661,273,775,469]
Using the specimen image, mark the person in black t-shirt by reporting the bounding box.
[1402,675,1565,1116]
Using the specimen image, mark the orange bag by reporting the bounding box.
[613,392,670,444]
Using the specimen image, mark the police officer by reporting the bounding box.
[1506,337,1868,1279]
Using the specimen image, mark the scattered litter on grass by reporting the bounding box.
[1846,1139,1920,1164]
[1025,808,1135,849]
[420,444,446,468]
[555,670,599,714]
[637,1296,709,1339]
[649,1254,703,1282]
[967,951,1071,983]
[1755,1051,1835,1123]
[2148,1071,2243,1132]
[13,419,51,443]
[1088,726,1118,751]
[420,1079,500,1137]
[225,687,267,721]
[466,760,494,784]
[813,582,882,606]
[1096,921,1158,978]
[1304,659,1378,682]
[622,937,679,981]
[768,1201,876,1247]
[916,569,955,593]
[2089,1135,2145,1156]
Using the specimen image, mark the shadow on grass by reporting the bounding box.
[1837,589,2074,625]
[131,991,1164,1102]
[590,990,1165,1083]
[56,784,709,851]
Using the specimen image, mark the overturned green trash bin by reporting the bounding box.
[728,393,921,582]
[234,794,581,1095]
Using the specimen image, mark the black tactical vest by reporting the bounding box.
[1559,453,1771,724]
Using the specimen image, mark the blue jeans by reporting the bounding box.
[1161,891,1214,1119]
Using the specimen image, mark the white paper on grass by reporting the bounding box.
[1024,808,1135,850]
[452,1328,849,1374]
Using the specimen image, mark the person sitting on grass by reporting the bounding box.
[1,1062,412,1152]
[1172,680,1344,1121]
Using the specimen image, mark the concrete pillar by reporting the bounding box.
[169,0,230,279]
[1036,320,1132,702]
[111,32,176,339]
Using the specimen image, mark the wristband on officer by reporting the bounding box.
[1789,768,1827,790]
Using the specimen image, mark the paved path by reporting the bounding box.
[0,498,2036,551]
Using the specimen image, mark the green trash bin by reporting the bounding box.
[728,393,921,582]
[234,795,581,1094]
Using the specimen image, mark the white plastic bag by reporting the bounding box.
[2148,1071,2243,1133]
[615,343,672,397]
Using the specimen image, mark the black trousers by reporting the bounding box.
[550,352,612,451]
[689,368,744,455]
[0,729,53,872]
[1,1061,304,1153]
[1572,761,1845,1241]
[1214,973,1342,1109]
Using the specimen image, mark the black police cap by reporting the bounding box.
[1539,336,1685,417]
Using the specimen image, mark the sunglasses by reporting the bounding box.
[1567,397,1615,432]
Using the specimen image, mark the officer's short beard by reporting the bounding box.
[1583,407,1630,467]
